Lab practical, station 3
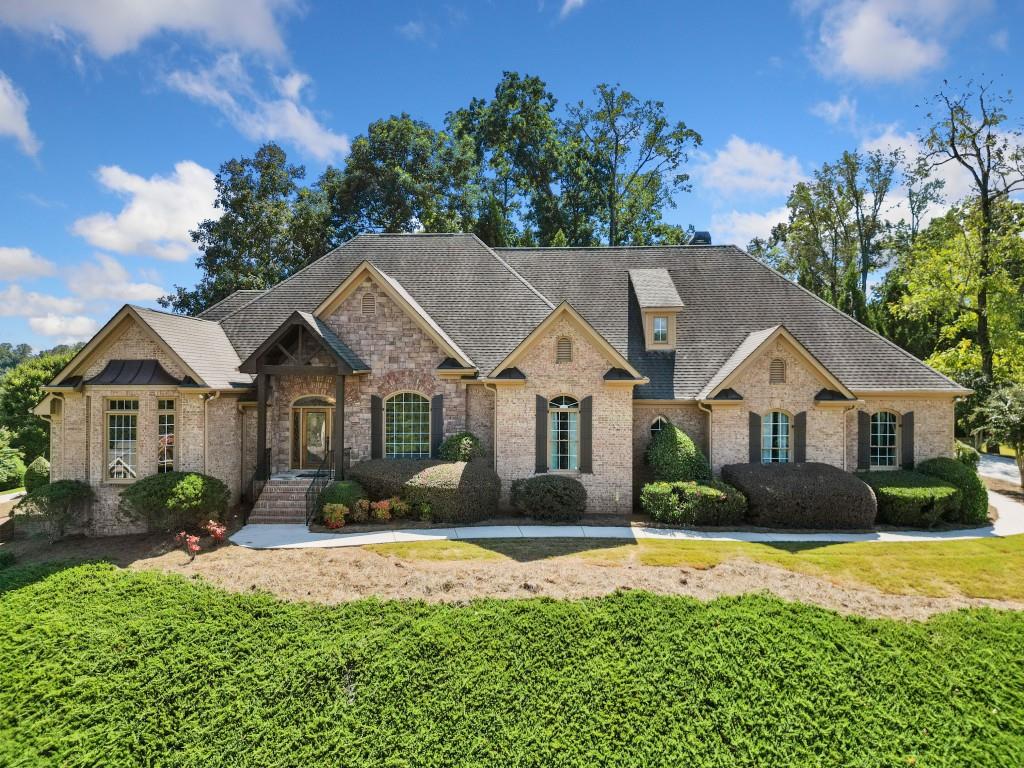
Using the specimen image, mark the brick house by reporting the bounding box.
[36,233,968,533]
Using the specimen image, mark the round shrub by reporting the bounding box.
[14,480,95,540]
[439,431,484,462]
[859,470,961,528]
[349,459,443,500]
[510,475,587,522]
[917,457,988,526]
[645,423,711,484]
[955,440,980,470]
[721,462,876,530]
[23,456,50,493]
[119,472,230,532]
[641,480,747,527]
[0,451,25,492]
[401,461,501,523]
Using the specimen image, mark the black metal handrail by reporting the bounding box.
[305,449,335,527]
[243,447,272,525]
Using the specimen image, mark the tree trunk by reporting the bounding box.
[978,197,994,382]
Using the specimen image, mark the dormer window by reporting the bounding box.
[653,316,669,344]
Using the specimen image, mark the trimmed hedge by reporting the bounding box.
[23,456,50,493]
[0,451,25,492]
[640,481,747,527]
[858,470,961,528]
[13,479,94,540]
[721,462,877,530]
[349,459,443,500]
[401,462,501,523]
[917,457,989,526]
[645,423,711,484]
[955,440,980,470]
[439,431,484,462]
[510,475,588,522]
[118,472,230,532]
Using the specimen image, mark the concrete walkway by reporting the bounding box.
[230,489,1024,550]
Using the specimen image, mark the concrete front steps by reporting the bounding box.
[248,477,313,524]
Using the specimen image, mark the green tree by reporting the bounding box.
[563,83,701,245]
[324,114,479,236]
[972,384,1024,488]
[0,346,78,461]
[837,149,901,294]
[0,343,32,376]
[922,79,1024,380]
[160,143,310,315]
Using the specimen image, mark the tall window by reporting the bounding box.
[653,316,669,343]
[870,411,898,468]
[107,399,139,480]
[157,399,175,473]
[761,411,791,464]
[385,392,430,458]
[549,395,579,471]
[650,416,669,437]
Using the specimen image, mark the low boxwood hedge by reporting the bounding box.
[349,459,444,500]
[510,475,587,522]
[721,462,877,530]
[13,479,95,540]
[917,457,989,526]
[645,423,711,484]
[640,480,747,527]
[858,470,961,528]
[118,472,230,532]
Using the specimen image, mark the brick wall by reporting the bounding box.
[466,383,495,463]
[632,402,708,498]
[845,397,955,468]
[493,316,634,514]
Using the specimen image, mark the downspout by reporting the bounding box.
[698,401,713,474]
[484,383,499,472]
[203,391,221,475]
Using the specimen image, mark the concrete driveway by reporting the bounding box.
[979,453,1021,485]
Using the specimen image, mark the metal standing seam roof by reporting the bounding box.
[84,359,184,386]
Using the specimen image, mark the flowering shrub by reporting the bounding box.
[390,497,413,518]
[370,499,392,521]
[174,531,201,562]
[347,499,372,524]
[202,519,227,545]
[322,504,347,529]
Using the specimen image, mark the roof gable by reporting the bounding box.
[238,311,369,374]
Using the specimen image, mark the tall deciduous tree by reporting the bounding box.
[161,143,309,315]
[922,80,1024,380]
[837,149,900,294]
[972,384,1024,488]
[563,83,701,245]
[0,343,32,376]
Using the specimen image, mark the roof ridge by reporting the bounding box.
[732,248,964,389]
[496,244,739,251]
[131,305,220,324]
[476,234,555,310]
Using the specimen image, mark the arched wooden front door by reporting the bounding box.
[290,396,335,469]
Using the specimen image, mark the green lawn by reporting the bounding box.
[371,534,1024,601]
[1,563,1023,766]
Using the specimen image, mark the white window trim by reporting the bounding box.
[157,398,176,474]
[869,410,901,470]
[548,394,580,472]
[384,391,432,460]
[105,398,139,484]
[761,410,792,464]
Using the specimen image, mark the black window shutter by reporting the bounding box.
[793,411,807,463]
[431,394,444,458]
[579,396,593,473]
[535,395,548,473]
[370,395,383,459]
[748,412,761,463]
[901,411,915,469]
[857,410,870,470]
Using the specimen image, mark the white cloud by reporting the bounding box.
[698,136,804,197]
[28,313,99,342]
[72,161,216,261]
[803,0,976,81]
[810,94,857,128]
[71,254,165,302]
[166,54,349,161]
[397,20,425,40]
[0,247,55,279]
[0,0,296,58]
[0,285,84,317]
[560,0,586,18]
[990,29,1009,51]
[0,71,40,156]
[711,206,790,247]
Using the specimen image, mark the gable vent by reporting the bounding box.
[361,293,376,316]
[769,358,786,384]
[556,337,573,364]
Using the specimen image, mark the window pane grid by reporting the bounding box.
[385,393,430,459]
[870,412,898,467]
[761,411,790,464]
[108,408,138,479]
[548,396,579,471]
[158,413,175,473]
[653,317,668,343]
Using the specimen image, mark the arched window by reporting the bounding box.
[361,293,376,316]
[870,411,899,468]
[556,336,573,364]
[769,358,786,384]
[650,416,670,437]
[761,411,791,464]
[385,392,430,458]
[548,395,579,470]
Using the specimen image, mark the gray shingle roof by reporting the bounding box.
[133,307,252,389]
[696,326,780,399]
[628,268,684,308]
[294,312,370,373]
[196,289,266,321]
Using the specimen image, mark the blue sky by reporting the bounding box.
[0,0,1018,349]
